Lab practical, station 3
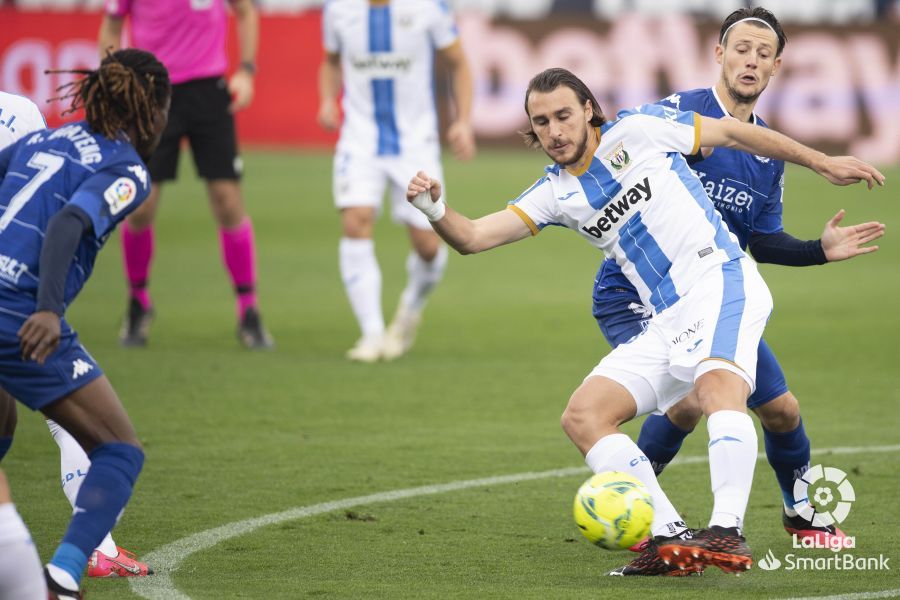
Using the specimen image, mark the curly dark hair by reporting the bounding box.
[521,68,606,149]
[49,48,171,157]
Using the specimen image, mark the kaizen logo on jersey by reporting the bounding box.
[104,177,137,216]
[581,177,652,239]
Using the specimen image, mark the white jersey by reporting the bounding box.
[0,92,46,150]
[323,0,459,158]
[509,104,745,316]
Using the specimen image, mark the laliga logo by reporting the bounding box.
[792,464,855,526]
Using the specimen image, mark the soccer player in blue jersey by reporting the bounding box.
[591,8,885,571]
[0,49,171,598]
[406,68,882,575]
[0,93,152,580]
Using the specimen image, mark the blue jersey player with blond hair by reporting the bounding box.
[0,48,170,598]
[591,7,884,570]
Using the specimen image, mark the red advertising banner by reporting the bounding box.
[0,6,336,147]
[2,8,899,163]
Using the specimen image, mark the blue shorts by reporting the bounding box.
[592,280,787,409]
[0,318,103,411]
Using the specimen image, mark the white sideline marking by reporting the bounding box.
[786,591,900,600]
[130,444,900,600]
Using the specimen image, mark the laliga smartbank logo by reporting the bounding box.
[792,464,855,527]
[757,465,891,572]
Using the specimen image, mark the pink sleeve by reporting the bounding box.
[104,0,131,18]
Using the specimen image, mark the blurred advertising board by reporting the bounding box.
[2,8,898,163]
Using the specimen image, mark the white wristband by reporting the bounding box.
[411,191,446,222]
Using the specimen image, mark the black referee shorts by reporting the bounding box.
[148,76,242,182]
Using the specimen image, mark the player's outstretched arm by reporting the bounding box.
[698,116,885,189]
[820,209,885,262]
[407,171,531,254]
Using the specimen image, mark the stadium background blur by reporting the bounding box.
[2,1,899,598]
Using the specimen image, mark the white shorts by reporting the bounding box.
[587,257,773,417]
[333,150,443,230]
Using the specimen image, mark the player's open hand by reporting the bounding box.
[18,311,61,365]
[447,120,476,161]
[819,156,886,189]
[407,171,443,204]
[821,209,885,262]
[228,70,255,113]
[317,101,341,131]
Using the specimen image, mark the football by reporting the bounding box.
[573,471,654,550]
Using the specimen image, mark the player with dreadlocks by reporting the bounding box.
[0,48,169,599]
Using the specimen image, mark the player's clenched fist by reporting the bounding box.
[407,171,446,221]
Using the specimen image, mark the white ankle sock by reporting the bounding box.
[707,410,758,530]
[398,245,447,313]
[339,238,384,338]
[584,433,686,538]
[47,420,118,556]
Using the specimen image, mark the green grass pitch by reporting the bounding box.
[5,149,899,598]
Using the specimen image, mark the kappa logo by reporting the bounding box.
[72,358,93,380]
[663,93,682,109]
[627,302,652,318]
[127,164,148,189]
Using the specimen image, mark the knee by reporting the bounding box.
[341,207,376,238]
[666,395,702,432]
[757,392,801,433]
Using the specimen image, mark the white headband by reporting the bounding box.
[720,17,778,44]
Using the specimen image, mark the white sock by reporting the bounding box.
[339,238,384,339]
[0,504,46,599]
[398,245,447,313]
[45,564,78,593]
[47,420,118,557]
[584,433,686,539]
[707,410,758,531]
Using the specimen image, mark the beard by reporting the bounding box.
[543,125,590,166]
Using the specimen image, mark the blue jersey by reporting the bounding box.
[0,121,150,321]
[596,87,785,293]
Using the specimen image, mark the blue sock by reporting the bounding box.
[763,418,811,508]
[50,442,144,584]
[0,436,11,462]
[637,413,692,476]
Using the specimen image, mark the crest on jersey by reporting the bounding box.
[604,142,631,172]
[103,177,137,215]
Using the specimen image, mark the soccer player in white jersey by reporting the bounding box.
[318,0,475,362]
[0,92,151,580]
[406,68,883,574]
